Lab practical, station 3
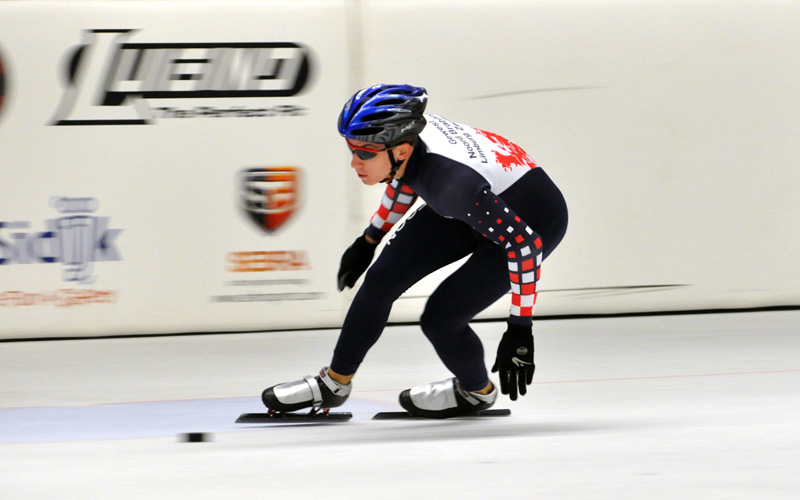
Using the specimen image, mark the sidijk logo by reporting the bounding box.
[0,197,123,284]
[51,29,312,125]
[237,167,301,233]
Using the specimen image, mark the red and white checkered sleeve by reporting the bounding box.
[364,179,418,242]
[465,188,543,326]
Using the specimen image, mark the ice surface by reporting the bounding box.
[2,311,799,499]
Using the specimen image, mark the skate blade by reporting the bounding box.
[372,408,511,420]
[236,412,353,424]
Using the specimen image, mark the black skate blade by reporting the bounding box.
[236,411,353,424]
[372,408,511,420]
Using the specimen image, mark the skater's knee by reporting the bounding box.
[420,307,467,340]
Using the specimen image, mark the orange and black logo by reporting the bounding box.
[237,167,301,233]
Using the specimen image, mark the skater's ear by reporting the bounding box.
[394,143,413,161]
[390,135,418,161]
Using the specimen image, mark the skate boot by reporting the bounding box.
[262,367,351,413]
[399,378,497,419]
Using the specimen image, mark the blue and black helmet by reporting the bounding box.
[338,84,428,144]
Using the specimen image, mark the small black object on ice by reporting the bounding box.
[181,432,209,442]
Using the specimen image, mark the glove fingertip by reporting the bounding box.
[497,378,508,394]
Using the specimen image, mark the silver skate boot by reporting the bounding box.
[399,378,497,419]
[262,367,351,413]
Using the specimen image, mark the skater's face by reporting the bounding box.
[346,139,411,185]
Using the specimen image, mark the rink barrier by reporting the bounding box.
[1,1,798,338]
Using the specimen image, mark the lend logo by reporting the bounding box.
[237,167,301,233]
[51,29,312,125]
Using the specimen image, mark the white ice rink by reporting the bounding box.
[2,310,799,499]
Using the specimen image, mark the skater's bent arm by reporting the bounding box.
[427,165,543,326]
[364,179,418,243]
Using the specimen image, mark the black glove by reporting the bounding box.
[337,234,377,291]
[491,322,535,401]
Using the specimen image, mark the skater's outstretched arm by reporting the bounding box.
[337,179,418,291]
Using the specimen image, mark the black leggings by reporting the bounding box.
[330,168,568,391]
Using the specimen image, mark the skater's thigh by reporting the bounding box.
[365,204,478,292]
[424,238,509,322]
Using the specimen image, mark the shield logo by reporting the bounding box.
[238,167,301,233]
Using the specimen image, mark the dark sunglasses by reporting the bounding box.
[346,140,393,160]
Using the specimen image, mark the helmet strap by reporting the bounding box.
[381,149,404,184]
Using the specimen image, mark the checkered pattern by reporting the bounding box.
[363,180,541,325]
[365,179,418,241]
[466,189,543,324]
